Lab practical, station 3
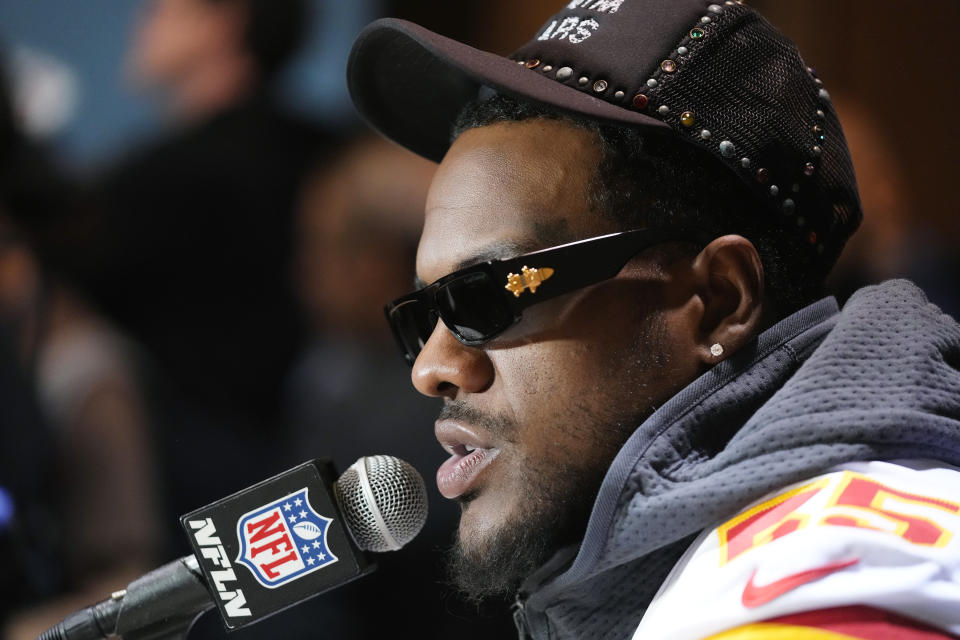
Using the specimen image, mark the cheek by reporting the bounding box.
[489,333,635,443]
[497,286,652,391]
[488,287,671,456]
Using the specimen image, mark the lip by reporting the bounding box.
[435,420,501,499]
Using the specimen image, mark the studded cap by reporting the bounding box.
[348,0,862,269]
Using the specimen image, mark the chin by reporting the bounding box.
[446,493,563,602]
[456,490,517,554]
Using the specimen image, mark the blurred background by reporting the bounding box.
[0,0,956,638]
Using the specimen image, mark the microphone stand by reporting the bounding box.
[39,556,214,640]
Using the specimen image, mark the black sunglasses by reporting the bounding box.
[384,228,702,365]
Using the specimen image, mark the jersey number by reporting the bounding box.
[718,472,960,565]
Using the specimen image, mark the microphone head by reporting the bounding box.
[334,455,428,553]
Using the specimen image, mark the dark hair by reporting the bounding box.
[203,0,310,79]
[453,94,825,315]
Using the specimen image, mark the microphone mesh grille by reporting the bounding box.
[334,455,428,552]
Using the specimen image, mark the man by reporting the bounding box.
[346,1,960,638]
[30,0,336,536]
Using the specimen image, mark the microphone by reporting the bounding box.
[39,455,428,640]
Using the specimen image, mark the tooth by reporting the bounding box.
[464,445,476,453]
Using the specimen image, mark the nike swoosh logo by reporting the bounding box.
[741,558,859,608]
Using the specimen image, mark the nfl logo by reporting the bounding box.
[235,488,339,588]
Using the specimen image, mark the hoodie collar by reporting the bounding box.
[526,295,840,604]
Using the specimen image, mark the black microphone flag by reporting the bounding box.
[181,458,373,630]
[40,456,428,640]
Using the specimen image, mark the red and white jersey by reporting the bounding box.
[634,460,960,640]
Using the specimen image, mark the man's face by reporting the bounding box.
[412,118,702,597]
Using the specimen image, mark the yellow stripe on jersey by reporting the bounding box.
[705,622,860,640]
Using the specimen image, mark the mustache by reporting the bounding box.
[437,401,518,443]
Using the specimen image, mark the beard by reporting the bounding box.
[443,310,669,603]
[444,447,597,603]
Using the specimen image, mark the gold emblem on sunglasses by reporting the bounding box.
[505,266,555,297]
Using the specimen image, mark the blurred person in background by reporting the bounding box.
[0,215,162,640]
[27,0,340,539]
[0,52,161,640]
[276,134,515,637]
[0,329,58,639]
[0,43,59,633]
[288,134,438,472]
[128,0,300,122]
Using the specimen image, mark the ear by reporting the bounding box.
[689,235,766,364]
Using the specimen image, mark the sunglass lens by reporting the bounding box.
[437,272,513,342]
[389,301,437,363]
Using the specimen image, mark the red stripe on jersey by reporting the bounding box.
[767,605,960,640]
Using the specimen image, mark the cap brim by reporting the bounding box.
[347,18,670,164]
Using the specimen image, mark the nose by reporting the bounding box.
[411,319,494,398]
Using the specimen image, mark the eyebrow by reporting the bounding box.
[413,240,526,290]
[411,218,574,290]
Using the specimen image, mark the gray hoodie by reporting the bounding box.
[515,280,960,639]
